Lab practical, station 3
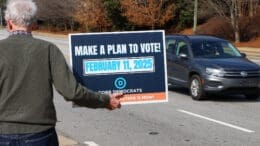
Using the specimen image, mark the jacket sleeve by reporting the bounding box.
[49,44,110,108]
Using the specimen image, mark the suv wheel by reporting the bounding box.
[244,90,259,100]
[190,75,205,100]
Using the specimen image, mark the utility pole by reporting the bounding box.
[0,7,2,27]
[193,0,198,34]
[0,0,5,28]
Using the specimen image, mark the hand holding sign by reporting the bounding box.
[107,92,124,110]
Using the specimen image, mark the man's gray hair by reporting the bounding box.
[5,0,37,27]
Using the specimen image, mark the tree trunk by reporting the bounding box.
[193,0,198,34]
[70,19,74,32]
[47,20,51,31]
[234,22,240,43]
[237,0,242,17]
[0,7,2,27]
[249,0,254,17]
[231,0,240,43]
[151,21,155,30]
[85,24,89,32]
[230,2,235,30]
[64,23,67,32]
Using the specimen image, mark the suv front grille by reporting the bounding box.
[224,70,260,78]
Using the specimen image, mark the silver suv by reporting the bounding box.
[166,35,260,100]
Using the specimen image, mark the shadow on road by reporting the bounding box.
[168,86,190,96]
[206,94,260,102]
[168,86,260,102]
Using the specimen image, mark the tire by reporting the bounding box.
[189,75,205,100]
[244,90,259,100]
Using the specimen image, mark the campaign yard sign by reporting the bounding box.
[69,30,168,105]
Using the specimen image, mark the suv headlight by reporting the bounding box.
[206,68,225,77]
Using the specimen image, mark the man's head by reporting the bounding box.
[5,0,37,31]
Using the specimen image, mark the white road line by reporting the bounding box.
[84,141,99,146]
[177,109,255,133]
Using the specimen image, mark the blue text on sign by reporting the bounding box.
[83,57,154,75]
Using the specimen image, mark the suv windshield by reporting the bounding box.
[191,40,242,58]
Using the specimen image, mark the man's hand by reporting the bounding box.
[107,92,124,110]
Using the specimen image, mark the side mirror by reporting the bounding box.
[241,53,246,58]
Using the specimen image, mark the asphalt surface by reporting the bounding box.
[54,91,260,146]
[1,29,260,146]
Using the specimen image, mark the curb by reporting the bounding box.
[32,31,68,39]
[237,47,260,60]
[58,134,99,146]
[57,132,90,146]
[57,132,94,146]
[58,135,80,146]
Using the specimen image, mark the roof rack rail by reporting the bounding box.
[190,34,222,38]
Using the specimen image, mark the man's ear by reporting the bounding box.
[7,20,13,32]
[31,22,38,30]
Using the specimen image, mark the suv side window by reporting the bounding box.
[221,42,235,56]
[176,41,189,56]
[166,38,177,54]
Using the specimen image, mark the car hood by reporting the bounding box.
[194,58,260,71]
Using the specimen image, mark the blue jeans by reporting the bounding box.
[0,128,58,146]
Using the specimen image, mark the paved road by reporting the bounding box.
[54,91,260,146]
[1,29,260,146]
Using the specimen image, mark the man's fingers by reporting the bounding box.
[107,93,124,110]
[113,92,124,99]
[117,103,121,109]
[108,100,121,110]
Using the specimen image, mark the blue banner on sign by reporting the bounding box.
[69,30,168,104]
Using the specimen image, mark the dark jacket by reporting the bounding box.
[0,34,109,134]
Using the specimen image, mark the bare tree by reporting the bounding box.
[237,0,259,17]
[204,0,259,42]
[35,0,76,31]
[73,0,111,32]
[120,0,175,29]
[249,0,259,17]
